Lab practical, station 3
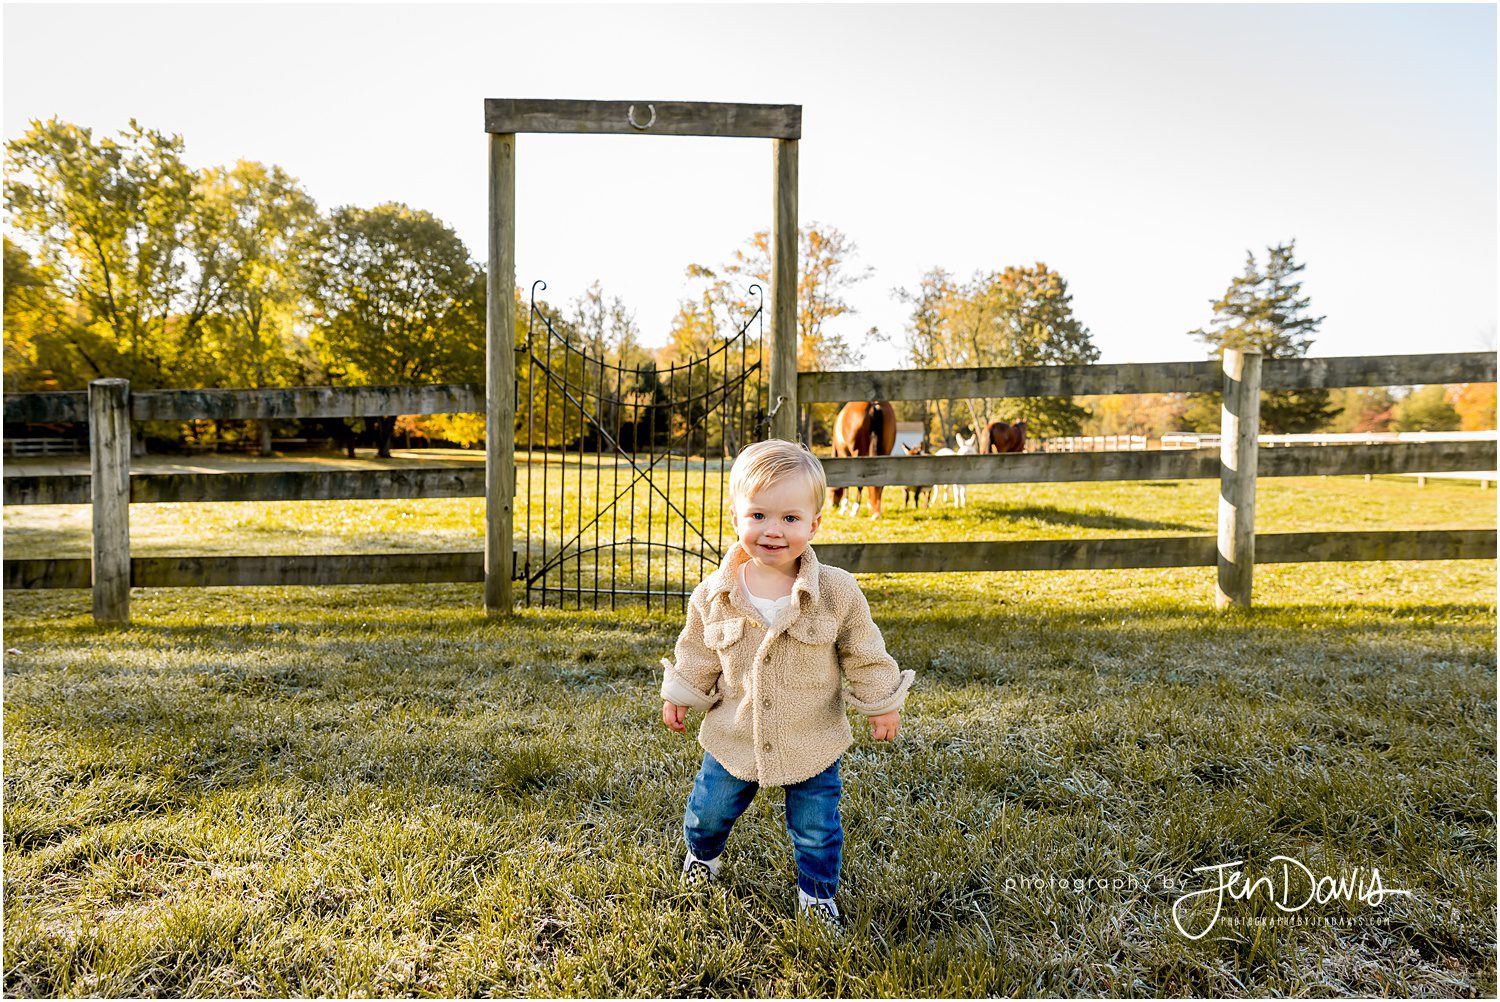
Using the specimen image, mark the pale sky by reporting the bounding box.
[4,2,1496,371]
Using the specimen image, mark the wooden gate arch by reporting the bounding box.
[484,99,802,614]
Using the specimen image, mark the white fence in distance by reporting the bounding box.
[1036,435,1149,453]
[1161,430,1497,486]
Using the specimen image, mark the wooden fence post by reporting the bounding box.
[1216,348,1262,610]
[769,138,798,443]
[486,131,517,615]
[89,378,131,624]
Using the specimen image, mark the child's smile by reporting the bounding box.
[732,477,822,579]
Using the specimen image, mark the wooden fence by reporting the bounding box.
[3,349,1495,622]
[802,350,1495,608]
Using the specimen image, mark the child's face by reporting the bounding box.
[731,476,821,573]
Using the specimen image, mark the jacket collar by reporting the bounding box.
[706,540,821,611]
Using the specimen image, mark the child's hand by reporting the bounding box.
[869,710,901,741]
[662,700,688,733]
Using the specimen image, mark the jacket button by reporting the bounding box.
[762,741,771,751]
[762,698,771,708]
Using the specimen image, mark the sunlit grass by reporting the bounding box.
[3,459,1495,996]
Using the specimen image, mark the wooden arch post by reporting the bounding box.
[485,133,516,615]
[769,138,798,444]
[483,99,803,615]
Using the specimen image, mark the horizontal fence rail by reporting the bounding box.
[7,531,1491,591]
[3,383,486,424]
[2,468,486,506]
[799,351,1497,403]
[7,441,1492,507]
[7,352,1492,425]
[817,441,1496,488]
[814,530,1497,574]
[3,552,498,590]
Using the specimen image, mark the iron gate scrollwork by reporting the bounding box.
[518,281,769,610]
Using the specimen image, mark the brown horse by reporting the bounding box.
[831,400,896,518]
[980,419,1027,455]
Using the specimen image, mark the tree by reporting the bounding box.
[719,224,872,372]
[662,264,760,361]
[304,202,485,457]
[658,263,772,456]
[2,237,99,392]
[984,264,1098,435]
[1451,383,1497,431]
[1184,241,1339,434]
[670,223,875,446]
[557,280,655,454]
[897,263,1100,441]
[188,162,322,453]
[567,280,650,371]
[1078,393,1190,437]
[1392,385,1461,432]
[409,285,599,453]
[5,118,223,393]
[1322,386,1398,433]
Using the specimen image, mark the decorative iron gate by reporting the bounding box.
[517,282,770,610]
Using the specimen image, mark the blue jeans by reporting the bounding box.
[682,749,843,899]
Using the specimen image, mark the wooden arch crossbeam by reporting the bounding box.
[484,98,801,139]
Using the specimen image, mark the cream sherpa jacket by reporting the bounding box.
[660,541,916,787]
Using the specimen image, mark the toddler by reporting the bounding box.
[659,439,915,934]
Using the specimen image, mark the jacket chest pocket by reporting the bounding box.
[783,615,840,689]
[703,618,753,691]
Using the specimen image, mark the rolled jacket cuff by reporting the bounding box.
[842,668,915,717]
[660,658,719,710]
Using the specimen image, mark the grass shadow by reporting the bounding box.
[972,501,1206,531]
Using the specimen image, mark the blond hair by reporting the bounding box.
[728,440,826,514]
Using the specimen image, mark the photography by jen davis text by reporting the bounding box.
[1003,855,1414,940]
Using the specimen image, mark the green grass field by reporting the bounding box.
[3,468,1495,996]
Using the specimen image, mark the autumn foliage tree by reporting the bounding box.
[1077,393,1190,437]
[5,119,333,452]
[898,263,1099,442]
[188,161,322,453]
[1322,387,1398,433]
[665,223,875,447]
[303,203,485,457]
[1451,383,1497,431]
[5,118,213,391]
[2,237,94,391]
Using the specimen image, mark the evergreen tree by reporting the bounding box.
[1183,241,1340,433]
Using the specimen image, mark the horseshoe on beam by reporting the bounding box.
[627,103,656,130]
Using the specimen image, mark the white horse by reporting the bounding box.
[934,432,977,507]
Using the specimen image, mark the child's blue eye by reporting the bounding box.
[751,513,764,520]
[785,515,799,522]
